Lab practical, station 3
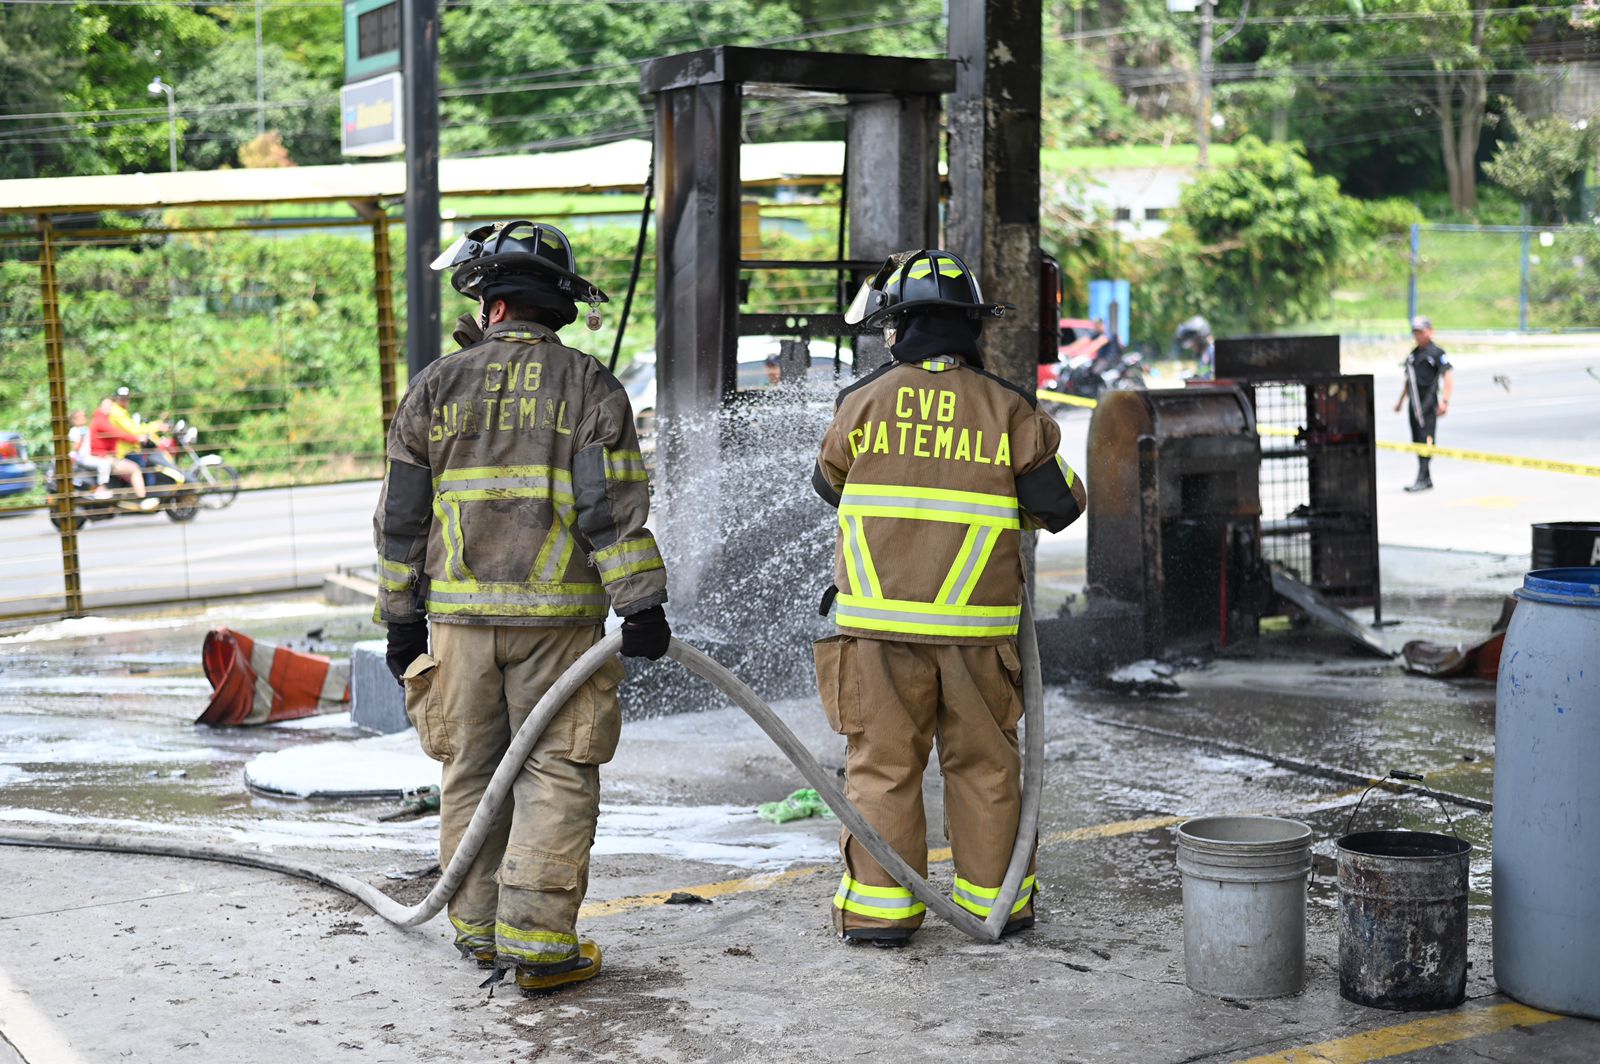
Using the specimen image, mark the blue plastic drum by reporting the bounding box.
[1493,567,1600,1019]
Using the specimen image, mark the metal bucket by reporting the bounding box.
[1531,522,1600,570]
[1176,816,1312,999]
[1337,785,1471,1011]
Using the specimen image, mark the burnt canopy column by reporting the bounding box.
[651,81,740,604]
[846,93,942,375]
[946,0,1043,393]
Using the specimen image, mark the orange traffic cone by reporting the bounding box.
[196,627,350,726]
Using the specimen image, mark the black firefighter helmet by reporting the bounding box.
[843,249,1010,330]
[431,220,608,326]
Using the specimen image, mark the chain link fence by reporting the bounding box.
[1409,223,1600,333]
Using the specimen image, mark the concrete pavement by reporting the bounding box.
[1,571,1597,1062]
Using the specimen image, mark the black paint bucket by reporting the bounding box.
[1337,829,1471,1011]
[1532,522,1600,570]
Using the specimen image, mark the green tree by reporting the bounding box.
[1483,106,1600,223]
[1245,0,1544,212]
[1173,136,1356,331]
[65,2,224,175]
[180,37,340,169]
[438,1,806,155]
[0,6,82,179]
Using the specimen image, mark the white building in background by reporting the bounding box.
[1063,164,1196,239]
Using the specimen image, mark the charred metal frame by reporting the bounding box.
[640,46,953,439]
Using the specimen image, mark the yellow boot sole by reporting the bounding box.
[515,940,602,995]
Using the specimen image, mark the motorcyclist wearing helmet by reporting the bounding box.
[373,220,670,994]
[1175,315,1214,380]
[810,249,1086,946]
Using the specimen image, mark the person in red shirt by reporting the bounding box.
[89,393,158,511]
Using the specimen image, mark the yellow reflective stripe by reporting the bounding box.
[438,486,576,504]
[954,525,1001,607]
[378,557,412,591]
[592,536,664,583]
[604,449,648,482]
[951,875,1036,917]
[839,514,883,599]
[436,464,569,486]
[837,875,916,900]
[450,915,495,945]
[494,922,577,963]
[843,483,1016,508]
[840,483,1019,529]
[434,497,474,582]
[836,594,1020,638]
[833,874,926,921]
[1055,453,1076,489]
[532,507,577,582]
[425,579,607,619]
[935,525,982,603]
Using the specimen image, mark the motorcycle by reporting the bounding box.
[43,440,204,532]
[1044,348,1146,404]
[156,419,240,510]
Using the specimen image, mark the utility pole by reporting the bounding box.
[148,76,178,172]
[1197,0,1214,167]
[255,0,266,137]
[402,0,441,376]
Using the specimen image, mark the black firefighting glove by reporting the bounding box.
[620,606,671,661]
[386,620,429,685]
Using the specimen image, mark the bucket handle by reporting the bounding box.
[1342,770,1462,841]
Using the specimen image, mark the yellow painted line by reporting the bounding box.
[1235,1002,1564,1064]
[1036,388,1600,476]
[581,805,1328,923]
[578,865,828,920]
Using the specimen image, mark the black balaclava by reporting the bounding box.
[479,274,578,329]
[888,310,985,369]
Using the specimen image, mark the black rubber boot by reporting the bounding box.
[1405,458,1433,492]
[1001,914,1035,937]
[841,928,915,949]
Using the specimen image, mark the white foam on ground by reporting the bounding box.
[0,732,217,766]
[0,765,27,787]
[0,675,212,696]
[267,711,356,731]
[0,807,435,854]
[0,616,190,646]
[244,730,439,796]
[592,803,834,869]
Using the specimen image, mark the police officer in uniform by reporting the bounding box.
[811,249,1085,946]
[1394,315,1454,492]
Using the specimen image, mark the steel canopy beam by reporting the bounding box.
[640,46,955,96]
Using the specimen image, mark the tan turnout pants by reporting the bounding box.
[814,634,1035,934]
[402,622,625,966]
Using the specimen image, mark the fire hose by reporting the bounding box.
[0,603,1043,945]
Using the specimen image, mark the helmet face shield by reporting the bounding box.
[843,277,884,326]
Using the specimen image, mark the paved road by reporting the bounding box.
[1054,343,1600,556]
[0,481,379,617]
[3,344,1595,618]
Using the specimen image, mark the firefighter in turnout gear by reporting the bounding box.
[374,220,671,993]
[812,250,1086,946]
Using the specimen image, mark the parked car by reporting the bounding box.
[623,336,854,437]
[0,432,38,499]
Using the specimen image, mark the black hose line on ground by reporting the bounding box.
[0,604,1045,944]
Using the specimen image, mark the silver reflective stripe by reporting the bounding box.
[841,494,1017,522]
[942,525,993,605]
[537,517,573,581]
[952,882,1033,912]
[426,589,607,608]
[843,515,874,598]
[437,476,560,494]
[837,887,922,913]
[838,603,1017,629]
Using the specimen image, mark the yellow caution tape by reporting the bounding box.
[1036,389,1600,477]
[1035,390,1100,409]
